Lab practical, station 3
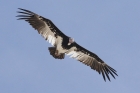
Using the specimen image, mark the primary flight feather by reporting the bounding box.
[16,8,118,81]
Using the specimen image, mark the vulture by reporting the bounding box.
[16,8,118,81]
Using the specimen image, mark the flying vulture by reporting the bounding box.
[16,8,118,81]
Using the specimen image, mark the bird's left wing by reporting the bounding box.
[16,8,68,46]
[66,42,118,81]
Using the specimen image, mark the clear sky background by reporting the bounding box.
[0,0,140,93]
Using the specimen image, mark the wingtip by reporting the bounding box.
[18,8,23,10]
[18,8,24,10]
[17,8,27,11]
[104,78,106,82]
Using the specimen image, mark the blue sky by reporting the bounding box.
[0,0,140,93]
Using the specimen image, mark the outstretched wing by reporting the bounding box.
[66,42,118,81]
[16,8,68,46]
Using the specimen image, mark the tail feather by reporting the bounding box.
[48,47,65,59]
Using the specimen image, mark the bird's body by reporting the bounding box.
[17,8,118,81]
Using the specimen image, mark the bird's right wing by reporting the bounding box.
[66,42,118,81]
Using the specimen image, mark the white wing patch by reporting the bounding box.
[38,23,57,46]
[51,36,55,46]
[48,35,52,43]
[66,50,95,66]
[66,51,77,58]
[67,51,75,56]
[47,35,55,46]
[70,52,79,58]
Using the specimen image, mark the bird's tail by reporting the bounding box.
[48,47,65,59]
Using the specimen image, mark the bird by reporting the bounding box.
[16,8,118,81]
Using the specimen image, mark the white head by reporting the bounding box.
[69,37,74,44]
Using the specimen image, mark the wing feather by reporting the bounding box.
[17,8,68,46]
[66,42,118,81]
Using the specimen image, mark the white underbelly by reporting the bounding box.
[57,45,68,54]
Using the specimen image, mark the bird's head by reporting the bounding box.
[68,37,74,45]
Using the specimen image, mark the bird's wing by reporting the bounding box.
[17,8,68,46]
[66,42,118,81]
